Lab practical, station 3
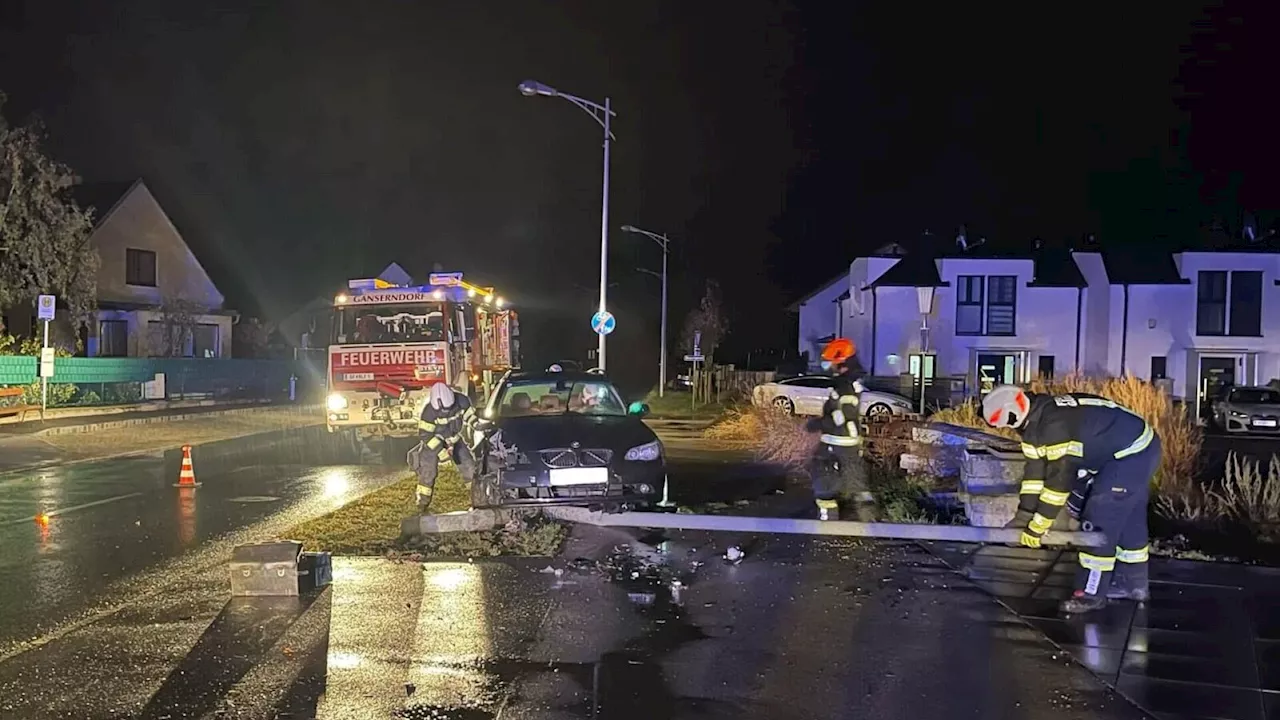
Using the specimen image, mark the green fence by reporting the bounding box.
[0,357,300,403]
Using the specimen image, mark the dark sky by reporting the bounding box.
[1,2,1277,385]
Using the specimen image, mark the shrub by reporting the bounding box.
[1158,452,1280,536]
[703,405,816,473]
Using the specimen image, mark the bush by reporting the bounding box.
[1158,452,1280,536]
[703,405,817,473]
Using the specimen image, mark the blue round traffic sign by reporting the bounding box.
[591,311,616,336]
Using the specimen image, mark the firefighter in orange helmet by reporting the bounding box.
[809,338,875,521]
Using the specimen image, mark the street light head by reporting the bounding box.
[621,225,638,233]
[518,80,557,98]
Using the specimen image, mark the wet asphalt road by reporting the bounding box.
[0,525,1151,719]
[0,456,406,657]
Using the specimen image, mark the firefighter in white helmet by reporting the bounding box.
[982,384,1159,614]
[409,382,476,511]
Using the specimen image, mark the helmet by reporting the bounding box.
[428,382,456,410]
[982,384,1031,429]
[820,338,856,370]
[547,363,563,372]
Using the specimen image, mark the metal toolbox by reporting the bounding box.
[230,541,304,597]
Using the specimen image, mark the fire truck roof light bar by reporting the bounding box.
[340,272,508,307]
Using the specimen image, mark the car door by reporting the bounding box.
[792,376,834,415]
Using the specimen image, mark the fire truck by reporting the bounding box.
[325,271,520,435]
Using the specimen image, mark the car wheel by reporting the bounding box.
[865,403,893,423]
[771,396,795,415]
[471,472,501,510]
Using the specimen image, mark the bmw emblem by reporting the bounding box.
[570,441,580,449]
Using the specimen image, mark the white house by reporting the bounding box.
[792,242,1280,412]
[75,179,237,358]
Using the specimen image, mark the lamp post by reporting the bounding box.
[621,225,671,397]
[519,79,615,372]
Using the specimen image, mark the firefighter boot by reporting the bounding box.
[1060,590,1109,615]
[816,498,840,521]
[1108,563,1150,602]
[416,485,434,514]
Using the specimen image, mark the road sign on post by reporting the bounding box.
[37,294,56,419]
[591,311,616,336]
[683,354,704,362]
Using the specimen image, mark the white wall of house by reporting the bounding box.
[92,181,226,310]
[91,309,233,358]
[795,276,848,363]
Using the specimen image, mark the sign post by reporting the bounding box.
[37,295,56,419]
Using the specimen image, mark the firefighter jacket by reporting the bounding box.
[1016,392,1154,540]
[418,394,474,462]
[819,370,864,448]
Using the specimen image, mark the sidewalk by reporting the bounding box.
[0,400,302,436]
[0,405,323,474]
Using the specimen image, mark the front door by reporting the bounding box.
[976,353,1017,396]
[1198,356,1237,421]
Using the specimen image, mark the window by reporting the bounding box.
[1228,387,1280,405]
[783,376,835,389]
[1196,271,1227,336]
[955,276,984,335]
[986,276,1017,335]
[1150,356,1167,380]
[125,248,157,287]
[1037,355,1055,379]
[495,379,627,418]
[99,320,128,357]
[194,323,220,358]
[1228,270,1263,337]
[955,274,1017,336]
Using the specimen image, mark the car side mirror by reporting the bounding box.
[628,401,650,417]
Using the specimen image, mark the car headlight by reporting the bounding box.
[1231,410,1248,419]
[326,393,348,411]
[625,440,662,462]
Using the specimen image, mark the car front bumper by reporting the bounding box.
[1223,415,1280,433]
[491,462,666,507]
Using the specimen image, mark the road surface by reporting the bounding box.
[0,453,405,657]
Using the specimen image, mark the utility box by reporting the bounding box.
[299,551,333,592]
[230,541,306,597]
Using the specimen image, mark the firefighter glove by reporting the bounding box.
[1019,531,1043,549]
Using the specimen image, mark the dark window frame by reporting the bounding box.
[1150,356,1167,380]
[1037,355,1055,379]
[98,319,128,357]
[125,248,157,287]
[1196,270,1228,336]
[955,275,984,336]
[985,275,1018,336]
[1227,270,1263,337]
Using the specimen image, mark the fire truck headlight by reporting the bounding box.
[327,393,349,412]
[495,297,505,307]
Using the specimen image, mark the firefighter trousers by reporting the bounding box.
[1074,434,1160,600]
[410,436,451,511]
[809,443,874,520]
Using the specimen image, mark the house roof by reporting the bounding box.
[786,270,848,312]
[72,180,139,226]
[1027,249,1088,287]
[868,254,948,288]
[1102,247,1190,284]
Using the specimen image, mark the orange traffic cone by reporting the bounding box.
[174,444,202,488]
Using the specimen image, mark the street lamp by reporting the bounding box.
[621,224,671,397]
[519,79,615,372]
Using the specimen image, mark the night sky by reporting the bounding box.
[2,2,1277,388]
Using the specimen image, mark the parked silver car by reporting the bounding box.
[751,375,916,422]
[1211,385,1280,434]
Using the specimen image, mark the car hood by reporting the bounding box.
[1224,402,1280,415]
[495,414,658,452]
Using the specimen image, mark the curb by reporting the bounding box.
[33,404,321,437]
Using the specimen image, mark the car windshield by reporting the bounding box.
[1229,388,1280,405]
[495,379,628,418]
[332,303,447,344]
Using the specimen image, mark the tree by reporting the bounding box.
[681,279,729,362]
[232,317,273,358]
[150,295,202,357]
[0,92,98,326]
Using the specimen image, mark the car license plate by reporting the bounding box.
[1256,420,1277,427]
[343,373,374,381]
[549,467,609,486]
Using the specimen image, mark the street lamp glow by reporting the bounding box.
[495,297,505,308]
[518,80,557,98]
[519,78,614,372]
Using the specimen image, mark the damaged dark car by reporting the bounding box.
[469,370,665,510]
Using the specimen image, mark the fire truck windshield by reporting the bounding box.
[332,303,446,345]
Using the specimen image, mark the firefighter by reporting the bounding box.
[412,383,472,511]
[982,384,1159,614]
[809,338,876,522]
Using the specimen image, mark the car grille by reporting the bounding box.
[539,448,613,468]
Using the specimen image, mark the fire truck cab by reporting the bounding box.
[325,271,519,436]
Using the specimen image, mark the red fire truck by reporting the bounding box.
[325,271,520,435]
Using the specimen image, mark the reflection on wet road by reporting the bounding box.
[0,457,405,655]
